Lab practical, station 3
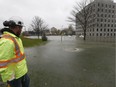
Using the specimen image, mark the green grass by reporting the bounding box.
[21,36,47,48]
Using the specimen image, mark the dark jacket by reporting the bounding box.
[0,28,19,37]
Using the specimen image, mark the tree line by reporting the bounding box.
[23,24,75,36]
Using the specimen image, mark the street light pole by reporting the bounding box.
[61,25,63,42]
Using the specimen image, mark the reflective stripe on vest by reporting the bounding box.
[0,34,25,68]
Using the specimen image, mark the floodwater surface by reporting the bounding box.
[25,36,115,87]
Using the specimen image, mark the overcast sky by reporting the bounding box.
[0,0,116,29]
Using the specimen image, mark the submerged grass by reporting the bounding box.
[21,36,47,48]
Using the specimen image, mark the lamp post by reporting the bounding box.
[61,25,63,42]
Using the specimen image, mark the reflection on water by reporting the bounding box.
[64,48,83,52]
[27,35,76,41]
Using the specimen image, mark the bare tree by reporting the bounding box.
[68,0,94,40]
[30,16,48,39]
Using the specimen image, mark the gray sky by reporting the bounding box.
[0,0,116,29]
[0,0,77,29]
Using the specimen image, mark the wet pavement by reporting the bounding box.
[25,36,115,87]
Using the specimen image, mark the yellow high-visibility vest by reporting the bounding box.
[0,32,28,82]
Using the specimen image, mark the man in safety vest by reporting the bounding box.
[0,17,30,87]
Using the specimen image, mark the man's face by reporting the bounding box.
[16,26,22,36]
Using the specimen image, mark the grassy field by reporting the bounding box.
[21,36,47,48]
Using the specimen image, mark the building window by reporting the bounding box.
[100,29,102,31]
[101,9,103,12]
[96,33,98,36]
[102,3,103,7]
[97,28,98,31]
[98,3,100,6]
[112,10,114,13]
[111,24,113,27]
[111,29,113,32]
[105,14,107,17]
[105,19,107,22]
[107,33,109,36]
[101,19,103,22]
[101,24,103,27]
[98,8,100,12]
[104,24,106,27]
[106,4,107,7]
[93,28,94,32]
[109,5,111,8]
[104,28,106,32]
[111,33,112,36]
[101,14,103,17]
[108,29,109,32]
[100,33,102,36]
[97,24,99,27]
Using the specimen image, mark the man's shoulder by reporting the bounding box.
[0,37,14,45]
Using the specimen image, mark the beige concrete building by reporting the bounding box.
[76,0,116,42]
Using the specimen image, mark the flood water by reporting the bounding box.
[25,36,115,87]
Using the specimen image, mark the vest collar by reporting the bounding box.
[4,32,17,38]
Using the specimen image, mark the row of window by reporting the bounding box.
[97,14,115,18]
[88,18,116,26]
[89,28,116,32]
[97,18,115,23]
[89,23,116,28]
[89,33,115,36]
[96,23,116,27]
[97,8,115,13]
[97,3,115,8]
[88,15,115,24]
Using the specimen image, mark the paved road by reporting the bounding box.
[25,36,115,87]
